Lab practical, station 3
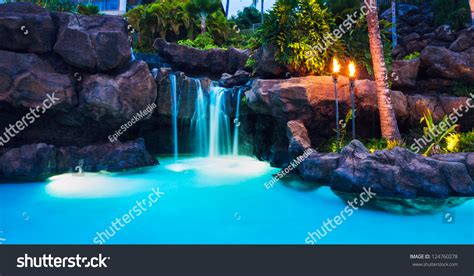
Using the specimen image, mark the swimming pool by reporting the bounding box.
[0,156,472,244]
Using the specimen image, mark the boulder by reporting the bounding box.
[406,94,445,124]
[0,139,158,182]
[420,46,474,84]
[286,120,311,157]
[253,44,289,78]
[53,13,131,72]
[219,70,251,88]
[298,152,340,184]
[391,58,420,89]
[56,139,158,173]
[0,3,56,53]
[78,61,157,125]
[434,25,456,42]
[0,50,76,110]
[449,28,473,52]
[330,140,474,199]
[0,143,56,182]
[153,38,249,78]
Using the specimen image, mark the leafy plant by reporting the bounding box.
[420,109,458,156]
[229,6,261,30]
[177,32,219,49]
[451,81,474,97]
[403,51,420,60]
[78,4,99,15]
[256,0,342,76]
[459,131,474,152]
[319,109,354,152]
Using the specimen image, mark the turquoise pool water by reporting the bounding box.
[0,156,473,244]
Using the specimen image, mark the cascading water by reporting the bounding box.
[232,89,243,156]
[190,79,209,156]
[209,84,232,157]
[170,74,179,161]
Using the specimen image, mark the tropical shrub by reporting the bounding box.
[445,131,474,153]
[419,109,458,156]
[256,0,342,76]
[318,110,353,152]
[403,51,420,60]
[451,81,474,97]
[11,0,78,12]
[125,0,197,52]
[177,32,219,50]
[432,0,470,31]
[78,4,99,15]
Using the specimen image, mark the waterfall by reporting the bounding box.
[232,89,242,156]
[190,79,209,156]
[170,74,179,161]
[209,85,232,157]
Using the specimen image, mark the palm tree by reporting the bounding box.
[366,0,401,140]
[185,0,222,34]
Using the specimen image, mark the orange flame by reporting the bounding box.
[348,61,356,78]
[332,58,341,74]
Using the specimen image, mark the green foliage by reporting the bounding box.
[185,0,222,33]
[78,4,99,15]
[459,131,474,152]
[318,109,354,152]
[451,82,474,97]
[403,51,420,60]
[433,0,470,31]
[177,32,219,50]
[229,6,261,30]
[256,0,342,76]
[13,0,77,12]
[344,16,393,76]
[420,109,458,156]
[125,0,197,52]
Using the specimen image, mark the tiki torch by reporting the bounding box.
[349,61,356,140]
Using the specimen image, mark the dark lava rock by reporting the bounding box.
[253,44,289,78]
[0,139,157,182]
[449,27,474,52]
[298,152,340,184]
[330,141,474,199]
[0,49,76,110]
[420,46,474,84]
[391,58,420,89]
[0,143,56,182]
[434,25,456,42]
[219,70,251,88]
[153,38,249,78]
[56,138,158,173]
[78,61,157,125]
[0,3,56,53]
[53,12,131,72]
[286,120,311,157]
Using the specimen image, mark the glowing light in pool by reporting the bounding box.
[46,173,148,198]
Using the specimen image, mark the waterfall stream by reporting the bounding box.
[170,74,179,161]
[209,85,232,157]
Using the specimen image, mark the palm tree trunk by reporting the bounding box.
[366,0,401,140]
[260,0,264,24]
[200,14,206,34]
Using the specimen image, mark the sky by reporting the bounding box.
[226,0,276,17]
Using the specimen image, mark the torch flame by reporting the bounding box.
[332,58,341,74]
[349,62,356,78]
